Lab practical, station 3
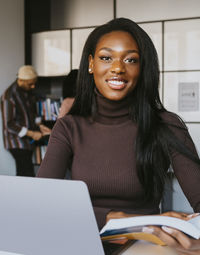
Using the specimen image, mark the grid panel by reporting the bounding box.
[72,28,95,69]
[164,19,200,71]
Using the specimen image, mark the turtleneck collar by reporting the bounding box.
[94,89,131,125]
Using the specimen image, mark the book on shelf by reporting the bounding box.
[100,215,200,246]
[36,96,62,121]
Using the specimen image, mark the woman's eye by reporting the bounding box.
[99,56,111,61]
[124,58,138,63]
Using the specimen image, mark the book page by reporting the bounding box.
[100,215,200,239]
[188,215,200,229]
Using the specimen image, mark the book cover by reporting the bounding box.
[100,215,200,246]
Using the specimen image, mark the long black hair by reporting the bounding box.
[70,18,200,201]
[62,69,78,99]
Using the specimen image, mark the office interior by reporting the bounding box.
[0,0,200,214]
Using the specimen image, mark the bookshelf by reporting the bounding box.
[32,76,64,166]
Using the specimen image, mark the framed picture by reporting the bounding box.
[164,72,200,122]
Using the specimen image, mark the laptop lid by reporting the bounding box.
[0,175,104,255]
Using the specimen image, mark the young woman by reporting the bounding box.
[37,18,200,253]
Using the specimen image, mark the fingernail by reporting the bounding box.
[187,213,200,218]
[162,226,173,234]
[142,227,154,234]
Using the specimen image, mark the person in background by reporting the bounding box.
[1,65,49,177]
[58,69,78,118]
[37,18,200,254]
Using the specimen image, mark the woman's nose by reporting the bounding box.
[110,60,125,74]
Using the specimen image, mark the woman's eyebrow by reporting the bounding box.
[98,47,139,54]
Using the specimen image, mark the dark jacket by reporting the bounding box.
[1,81,38,150]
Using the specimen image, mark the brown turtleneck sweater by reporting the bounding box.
[37,92,200,229]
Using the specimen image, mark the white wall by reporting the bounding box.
[0,0,24,175]
[117,0,200,22]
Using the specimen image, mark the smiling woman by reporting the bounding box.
[37,18,200,254]
[88,31,140,101]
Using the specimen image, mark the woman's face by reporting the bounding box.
[89,30,140,101]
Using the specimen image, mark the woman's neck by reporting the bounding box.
[94,89,131,125]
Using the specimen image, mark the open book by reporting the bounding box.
[100,215,200,246]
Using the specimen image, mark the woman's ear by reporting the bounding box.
[88,55,94,73]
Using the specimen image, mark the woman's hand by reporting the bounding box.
[106,211,140,223]
[160,211,190,221]
[106,210,192,223]
[142,213,200,254]
[143,225,200,255]
[106,211,200,249]
[106,211,140,245]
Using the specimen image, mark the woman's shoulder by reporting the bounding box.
[59,113,84,122]
[56,114,87,129]
[159,111,187,130]
[56,114,77,127]
[50,114,80,140]
[52,114,90,141]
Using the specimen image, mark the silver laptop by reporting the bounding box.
[0,175,105,255]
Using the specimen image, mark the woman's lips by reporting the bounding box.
[106,78,127,90]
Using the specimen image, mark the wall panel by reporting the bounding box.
[164,19,200,71]
[51,0,114,29]
[32,30,71,76]
[116,0,200,22]
[72,28,95,69]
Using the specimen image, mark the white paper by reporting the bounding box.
[178,82,199,112]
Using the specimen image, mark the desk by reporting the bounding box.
[121,241,178,255]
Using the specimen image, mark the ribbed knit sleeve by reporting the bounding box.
[171,134,200,212]
[166,113,200,212]
[37,117,73,178]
